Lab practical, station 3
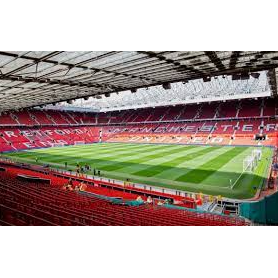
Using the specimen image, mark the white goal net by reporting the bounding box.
[50,142,65,147]
[252,149,262,161]
[231,148,263,189]
[243,149,262,173]
[243,156,256,172]
[74,141,85,145]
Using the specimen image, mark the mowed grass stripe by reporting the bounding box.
[33,142,141,152]
[98,145,199,171]
[133,146,222,177]
[12,142,127,155]
[62,144,186,169]
[15,143,150,158]
[153,146,230,180]
[28,142,159,157]
[49,143,180,164]
[22,144,187,170]
[118,146,204,174]
[175,147,247,183]
[112,146,206,174]
[21,143,167,163]
[10,143,136,159]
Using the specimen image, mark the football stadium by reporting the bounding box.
[1,51,278,226]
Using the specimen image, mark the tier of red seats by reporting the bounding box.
[0,126,100,152]
[263,98,276,116]
[1,119,277,152]
[218,101,239,118]
[0,113,18,125]
[101,118,278,146]
[0,169,248,226]
[0,97,277,152]
[238,99,262,117]
[197,102,219,119]
[0,98,276,127]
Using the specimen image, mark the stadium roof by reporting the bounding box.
[48,71,270,112]
[0,51,278,113]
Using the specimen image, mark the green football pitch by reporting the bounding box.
[4,143,273,199]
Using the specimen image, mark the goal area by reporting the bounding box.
[243,149,262,173]
[50,142,65,147]
[74,141,85,145]
[230,148,263,189]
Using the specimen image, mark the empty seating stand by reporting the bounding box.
[0,169,248,226]
[0,98,275,128]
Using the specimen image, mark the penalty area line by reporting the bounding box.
[230,171,245,189]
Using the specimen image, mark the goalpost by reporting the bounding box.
[252,149,262,161]
[74,141,85,145]
[50,142,65,147]
[243,149,262,173]
[231,148,263,189]
[243,156,256,173]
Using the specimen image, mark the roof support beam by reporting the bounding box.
[0,51,156,85]
[204,51,226,71]
[229,51,241,69]
[2,51,64,76]
[0,74,118,91]
[138,51,204,77]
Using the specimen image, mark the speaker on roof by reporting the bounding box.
[241,73,250,80]
[162,83,171,90]
[84,96,89,101]
[232,74,241,80]
[131,88,137,93]
[203,76,211,82]
[251,72,260,79]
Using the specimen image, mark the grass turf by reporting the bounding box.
[4,142,273,199]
